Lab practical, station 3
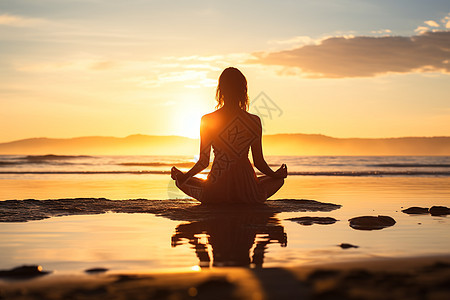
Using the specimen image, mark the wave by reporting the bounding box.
[119,162,195,167]
[369,164,450,168]
[287,171,450,176]
[0,155,93,166]
[0,161,17,166]
[23,155,93,161]
[0,171,170,175]
[0,161,76,166]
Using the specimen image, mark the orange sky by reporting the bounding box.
[1,1,449,142]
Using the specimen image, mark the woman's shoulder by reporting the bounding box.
[243,111,261,123]
[202,108,260,122]
[200,111,219,128]
[201,110,216,120]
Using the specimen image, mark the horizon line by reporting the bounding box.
[2,132,450,144]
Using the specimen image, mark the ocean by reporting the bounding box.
[1,154,449,177]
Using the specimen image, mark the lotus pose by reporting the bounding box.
[171,67,287,204]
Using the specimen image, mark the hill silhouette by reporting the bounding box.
[0,134,449,156]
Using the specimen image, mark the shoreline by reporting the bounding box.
[1,255,449,300]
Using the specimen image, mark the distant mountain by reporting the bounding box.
[0,135,198,156]
[0,134,449,155]
[263,134,450,156]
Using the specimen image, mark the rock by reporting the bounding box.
[0,265,50,278]
[348,215,396,230]
[287,216,338,226]
[339,243,359,249]
[402,207,429,215]
[85,267,109,274]
[429,206,450,216]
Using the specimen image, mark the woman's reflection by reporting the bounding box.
[171,210,287,268]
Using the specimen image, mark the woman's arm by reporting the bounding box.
[172,115,211,184]
[251,116,287,178]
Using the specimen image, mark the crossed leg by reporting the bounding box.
[257,175,285,199]
[171,167,285,202]
[171,167,205,201]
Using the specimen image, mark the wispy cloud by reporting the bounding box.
[0,13,49,27]
[370,29,392,35]
[268,36,317,50]
[15,58,118,73]
[250,31,450,78]
[125,69,217,89]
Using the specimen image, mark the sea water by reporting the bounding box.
[1,154,449,176]
[0,155,449,273]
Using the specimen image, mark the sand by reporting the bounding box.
[1,255,449,300]
[1,194,449,299]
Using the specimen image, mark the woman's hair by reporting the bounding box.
[215,67,249,110]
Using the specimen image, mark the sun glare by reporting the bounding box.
[175,94,211,139]
[179,111,202,139]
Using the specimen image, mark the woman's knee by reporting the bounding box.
[274,177,285,189]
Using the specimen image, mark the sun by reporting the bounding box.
[175,95,212,139]
[179,109,203,139]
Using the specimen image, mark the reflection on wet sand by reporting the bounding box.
[172,209,286,268]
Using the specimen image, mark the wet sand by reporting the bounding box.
[1,176,449,299]
[1,255,449,300]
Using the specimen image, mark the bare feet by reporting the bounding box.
[171,167,183,180]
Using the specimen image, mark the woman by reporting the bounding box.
[171,67,287,204]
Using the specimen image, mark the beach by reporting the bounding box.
[1,255,449,299]
[2,0,450,297]
[0,155,449,299]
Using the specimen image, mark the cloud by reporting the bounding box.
[443,14,450,29]
[125,70,217,89]
[250,31,450,78]
[15,58,118,72]
[0,13,48,27]
[370,29,392,35]
[414,26,430,34]
[424,20,440,27]
[268,36,317,49]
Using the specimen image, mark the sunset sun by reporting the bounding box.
[178,109,203,139]
[174,94,211,139]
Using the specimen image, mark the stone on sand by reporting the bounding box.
[286,216,338,226]
[348,215,396,230]
[401,207,429,215]
[429,206,450,216]
[0,265,50,278]
[339,243,359,249]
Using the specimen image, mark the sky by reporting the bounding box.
[0,0,449,142]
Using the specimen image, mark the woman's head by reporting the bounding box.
[216,67,249,110]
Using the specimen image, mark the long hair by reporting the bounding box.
[215,67,249,110]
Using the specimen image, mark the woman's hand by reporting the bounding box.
[274,164,288,178]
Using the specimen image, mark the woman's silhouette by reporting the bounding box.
[171,67,287,203]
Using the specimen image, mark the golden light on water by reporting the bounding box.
[190,265,201,272]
